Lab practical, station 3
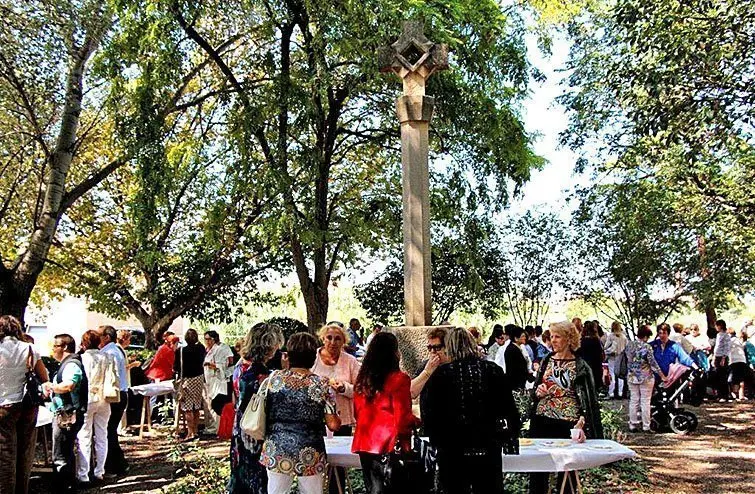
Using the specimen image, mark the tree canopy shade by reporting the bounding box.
[128,0,543,329]
[0,0,117,323]
[571,180,755,336]
[560,0,755,328]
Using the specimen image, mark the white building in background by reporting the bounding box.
[25,296,186,355]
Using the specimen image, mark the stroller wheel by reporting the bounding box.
[679,411,698,431]
[650,417,662,432]
[670,414,693,435]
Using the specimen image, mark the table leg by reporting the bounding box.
[558,470,583,494]
[42,426,50,467]
[139,398,150,439]
[328,465,345,494]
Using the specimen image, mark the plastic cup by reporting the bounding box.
[570,428,581,442]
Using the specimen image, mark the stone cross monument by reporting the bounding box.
[379,20,448,327]
[379,21,448,374]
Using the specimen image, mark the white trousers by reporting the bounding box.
[607,356,625,397]
[76,400,112,481]
[267,471,323,494]
[203,386,219,434]
[628,380,655,430]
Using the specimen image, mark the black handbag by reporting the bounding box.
[497,417,519,455]
[380,430,435,493]
[617,350,629,379]
[22,346,45,408]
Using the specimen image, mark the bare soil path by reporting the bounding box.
[611,399,755,494]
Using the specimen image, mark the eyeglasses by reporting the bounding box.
[325,335,343,342]
[427,344,445,352]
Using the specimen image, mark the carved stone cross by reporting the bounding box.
[379,21,448,327]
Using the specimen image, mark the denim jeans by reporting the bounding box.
[52,411,85,491]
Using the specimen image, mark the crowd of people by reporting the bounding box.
[3,312,754,494]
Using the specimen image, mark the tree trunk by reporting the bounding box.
[145,319,177,350]
[1,20,108,325]
[301,282,329,332]
[0,271,32,327]
[704,304,717,339]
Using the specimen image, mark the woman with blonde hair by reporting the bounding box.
[529,321,603,494]
[311,323,360,493]
[604,321,628,399]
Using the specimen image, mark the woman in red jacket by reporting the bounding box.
[352,332,420,494]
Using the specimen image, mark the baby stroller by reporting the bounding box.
[650,364,702,435]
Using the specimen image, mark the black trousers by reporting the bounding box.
[328,425,352,494]
[52,412,84,491]
[359,453,388,494]
[437,448,503,494]
[105,392,129,474]
[714,357,730,400]
[529,415,579,494]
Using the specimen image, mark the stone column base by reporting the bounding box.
[387,325,452,377]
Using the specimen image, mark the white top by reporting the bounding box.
[493,340,511,373]
[204,343,234,399]
[729,337,746,364]
[688,334,710,351]
[604,333,628,358]
[100,342,128,391]
[0,337,39,406]
[81,349,114,404]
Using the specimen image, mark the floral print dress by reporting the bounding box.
[260,370,337,477]
[227,360,269,494]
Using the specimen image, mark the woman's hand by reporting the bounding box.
[330,380,346,394]
[573,416,587,443]
[535,383,550,399]
[424,353,441,375]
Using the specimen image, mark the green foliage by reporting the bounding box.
[562,0,755,321]
[355,231,505,325]
[494,210,574,326]
[163,442,229,494]
[571,178,755,334]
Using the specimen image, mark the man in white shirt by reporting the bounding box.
[98,325,129,475]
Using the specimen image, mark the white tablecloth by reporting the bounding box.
[35,405,53,428]
[130,380,175,397]
[324,437,636,472]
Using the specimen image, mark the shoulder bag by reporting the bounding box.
[240,374,270,441]
[617,349,629,379]
[22,346,45,408]
[103,355,121,403]
[173,346,185,402]
[380,429,435,493]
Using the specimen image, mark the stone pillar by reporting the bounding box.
[379,21,448,328]
[398,94,434,326]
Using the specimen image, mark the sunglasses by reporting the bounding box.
[53,343,66,348]
[427,344,445,352]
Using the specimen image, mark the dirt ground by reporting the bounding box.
[621,400,755,494]
[29,400,755,493]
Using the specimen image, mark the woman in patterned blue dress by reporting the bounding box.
[227,323,284,494]
[261,332,341,494]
